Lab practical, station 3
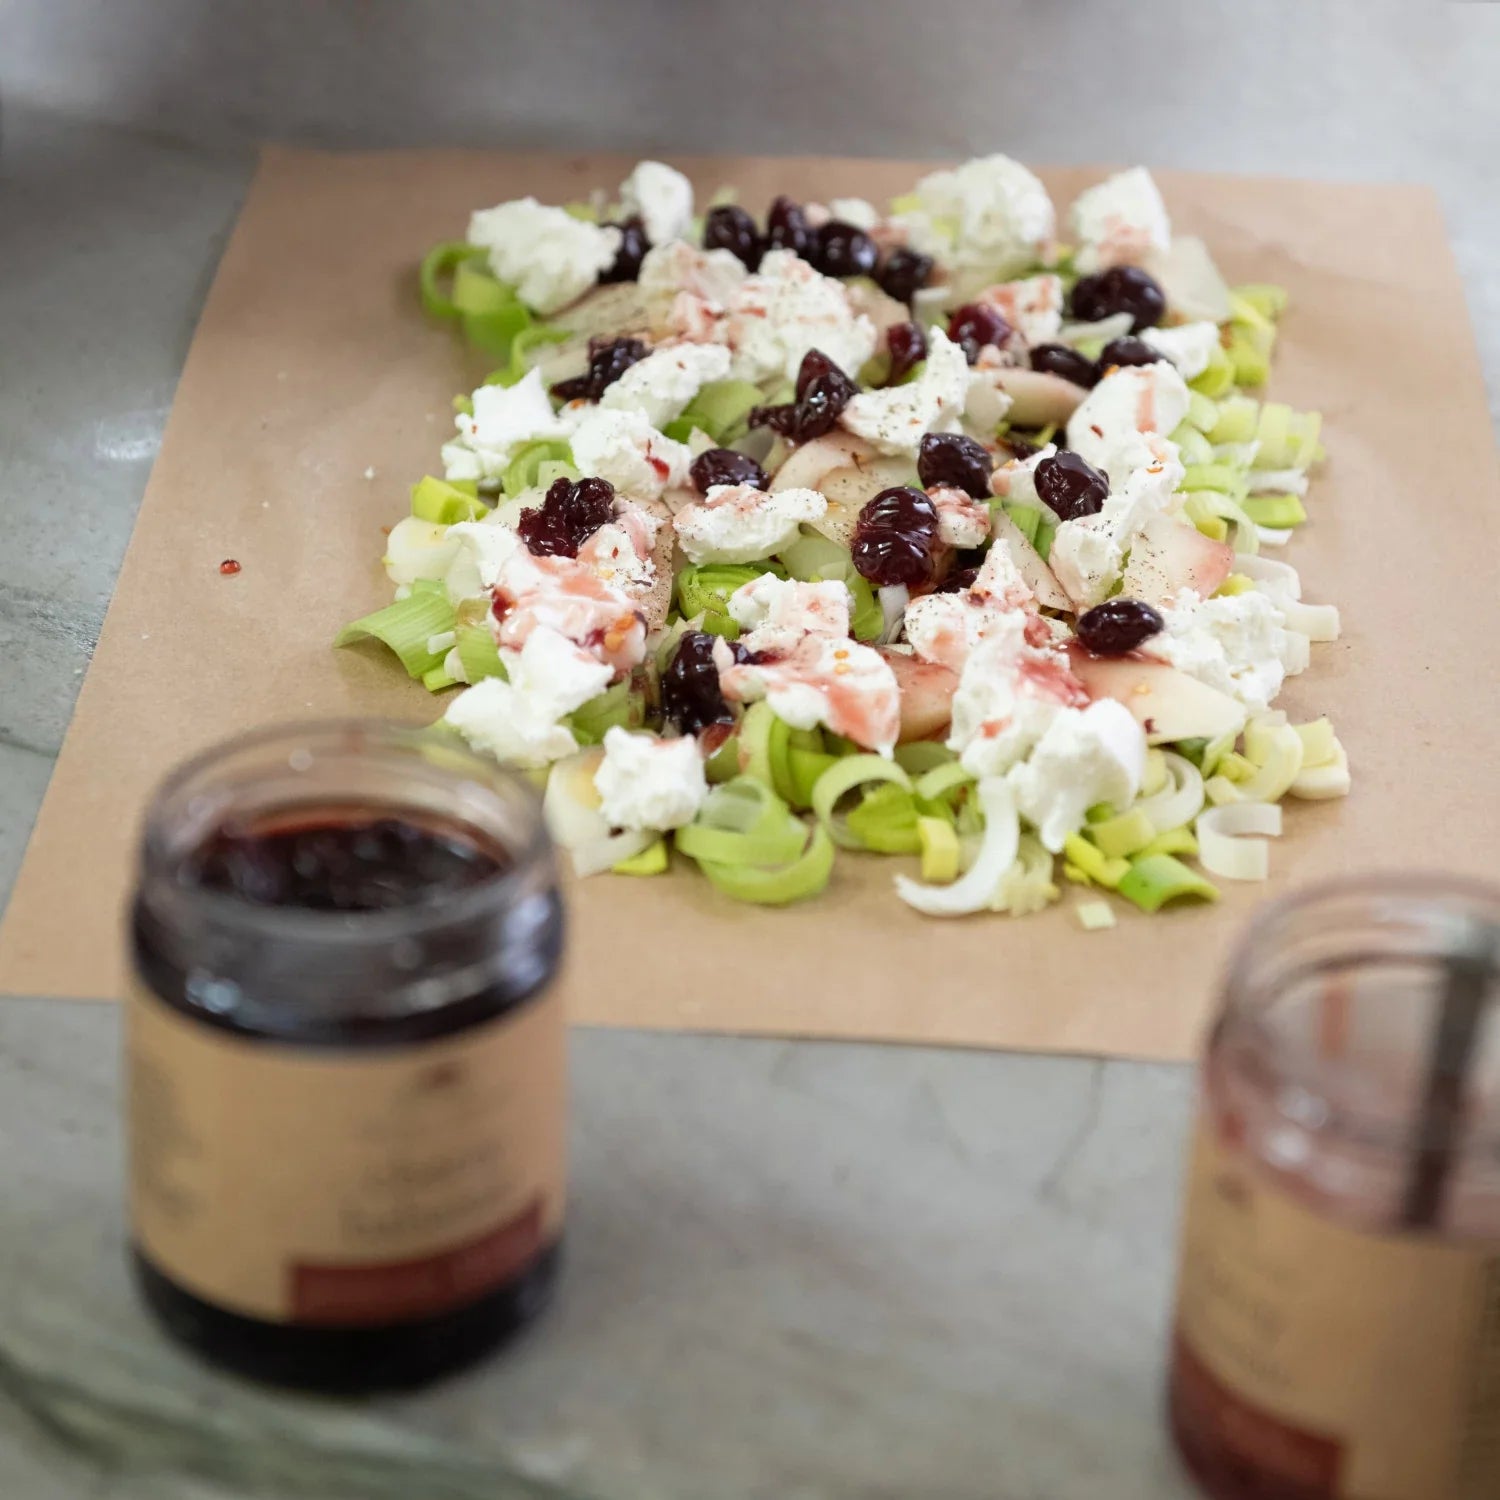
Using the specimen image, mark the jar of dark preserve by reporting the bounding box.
[126,721,566,1392]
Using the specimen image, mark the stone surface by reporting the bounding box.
[1,5,1498,1495]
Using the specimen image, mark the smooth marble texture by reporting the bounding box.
[1,4,1498,1495]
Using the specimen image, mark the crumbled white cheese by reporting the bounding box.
[673,484,827,564]
[1140,320,1221,380]
[491,548,647,674]
[638,240,748,305]
[442,369,569,486]
[443,626,612,768]
[723,249,878,384]
[1152,589,1298,713]
[946,613,1087,777]
[594,727,708,832]
[1007,699,1146,851]
[929,484,994,548]
[828,196,880,231]
[1070,167,1172,275]
[840,328,971,455]
[618,161,695,247]
[718,633,901,755]
[598,342,733,428]
[1065,361,1191,471]
[443,517,524,603]
[896,154,1055,277]
[728,574,852,653]
[567,407,692,500]
[978,274,1065,346]
[467,198,621,314]
[576,523,655,591]
[1049,444,1185,609]
[903,540,1034,672]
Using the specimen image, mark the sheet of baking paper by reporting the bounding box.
[3,149,1497,1061]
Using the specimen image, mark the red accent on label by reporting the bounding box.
[1170,1330,1345,1498]
[289,1199,545,1325]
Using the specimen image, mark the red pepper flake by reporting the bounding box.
[219,558,241,576]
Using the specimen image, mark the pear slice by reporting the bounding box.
[985,366,1090,427]
[845,277,912,338]
[1121,515,1234,607]
[878,648,959,743]
[1141,236,1232,325]
[549,282,674,341]
[769,430,878,494]
[1069,649,1246,744]
[989,512,1070,610]
[812,455,920,546]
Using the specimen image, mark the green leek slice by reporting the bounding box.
[503,439,576,497]
[613,840,669,876]
[569,681,646,746]
[845,783,922,854]
[1087,807,1157,860]
[485,324,574,387]
[1242,493,1307,528]
[696,824,835,906]
[812,755,914,849]
[917,816,961,883]
[335,590,457,678]
[411,475,491,525]
[454,624,505,683]
[1115,855,1219,912]
[419,241,487,321]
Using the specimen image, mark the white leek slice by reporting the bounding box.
[1076,900,1116,931]
[1059,312,1133,347]
[1206,724,1304,804]
[543,748,655,876]
[1289,741,1351,800]
[384,516,461,585]
[895,778,1019,916]
[1197,802,1282,881]
[1282,601,1341,642]
[1256,526,1293,548]
[1236,554,1302,599]
[1134,752,1205,831]
[1282,631,1312,676]
[1247,467,1309,496]
[571,827,655,877]
[993,834,1060,916]
[878,584,910,644]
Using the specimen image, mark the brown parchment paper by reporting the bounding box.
[3,149,1498,1061]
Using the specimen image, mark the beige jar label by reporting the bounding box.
[1173,1119,1500,1499]
[126,984,566,1326]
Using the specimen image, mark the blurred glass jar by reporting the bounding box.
[126,721,566,1391]
[1168,876,1500,1500]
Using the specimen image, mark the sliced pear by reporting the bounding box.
[1141,236,1232,325]
[845,277,912,337]
[533,336,590,389]
[1069,649,1246,744]
[990,512,1069,610]
[878,648,959,743]
[985,366,1089,428]
[810,455,919,546]
[1121,515,1234,607]
[549,282,674,341]
[631,499,679,631]
[769,430,877,494]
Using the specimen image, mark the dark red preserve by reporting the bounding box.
[126,722,566,1392]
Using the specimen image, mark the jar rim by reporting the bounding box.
[138,718,553,944]
[1220,872,1500,1153]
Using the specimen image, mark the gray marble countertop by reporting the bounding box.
[2,5,1498,1494]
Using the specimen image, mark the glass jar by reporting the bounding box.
[1168,876,1500,1500]
[126,721,566,1392]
